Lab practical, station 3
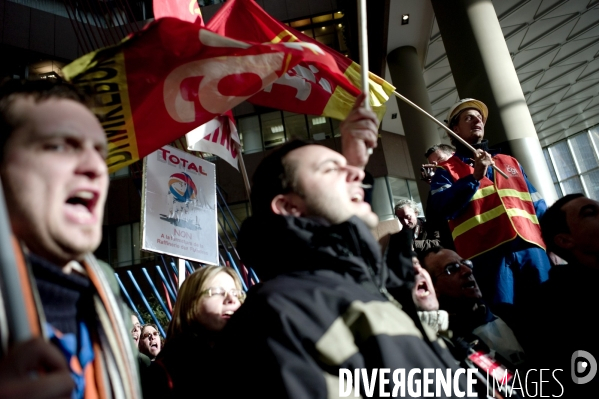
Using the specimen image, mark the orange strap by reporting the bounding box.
[11,237,41,338]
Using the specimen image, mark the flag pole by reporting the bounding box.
[392,91,509,179]
[357,0,370,111]
[178,258,185,287]
[357,0,374,156]
[0,178,34,347]
[236,143,252,208]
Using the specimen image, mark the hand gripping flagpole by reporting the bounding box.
[392,91,509,179]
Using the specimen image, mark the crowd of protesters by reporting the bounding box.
[0,77,598,399]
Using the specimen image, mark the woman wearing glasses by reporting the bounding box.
[142,265,246,399]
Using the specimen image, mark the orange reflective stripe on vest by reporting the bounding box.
[438,155,545,259]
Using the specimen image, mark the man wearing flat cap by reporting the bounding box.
[428,98,550,319]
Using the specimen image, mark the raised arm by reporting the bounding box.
[340,93,379,169]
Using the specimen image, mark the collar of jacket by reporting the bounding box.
[447,299,496,336]
[237,214,384,286]
[453,139,500,159]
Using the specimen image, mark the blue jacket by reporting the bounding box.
[429,140,546,222]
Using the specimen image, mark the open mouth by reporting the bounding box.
[65,190,99,222]
[462,280,476,289]
[415,280,430,297]
[222,310,235,319]
[351,193,364,203]
[67,190,97,210]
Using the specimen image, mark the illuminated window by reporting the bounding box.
[543,127,599,200]
[287,12,348,55]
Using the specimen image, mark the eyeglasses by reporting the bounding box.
[202,287,247,301]
[142,331,159,340]
[435,259,473,279]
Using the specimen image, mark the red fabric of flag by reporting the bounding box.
[63,18,333,173]
[207,0,361,119]
[154,1,242,169]
[153,0,203,25]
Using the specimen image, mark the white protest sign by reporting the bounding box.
[141,145,218,265]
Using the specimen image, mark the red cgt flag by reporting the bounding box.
[153,0,203,25]
[153,1,240,170]
[207,0,394,121]
[63,18,334,173]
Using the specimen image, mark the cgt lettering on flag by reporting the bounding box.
[264,64,332,101]
[64,18,335,174]
[207,0,395,122]
[163,30,289,123]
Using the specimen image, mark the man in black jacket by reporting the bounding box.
[523,193,599,398]
[219,96,478,398]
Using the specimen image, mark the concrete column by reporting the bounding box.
[431,0,557,205]
[387,46,442,210]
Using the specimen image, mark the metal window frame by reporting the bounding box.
[544,129,599,199]
[566,135,589,197]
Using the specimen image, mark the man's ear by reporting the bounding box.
[554,233,575,251]
[271,193,304,217]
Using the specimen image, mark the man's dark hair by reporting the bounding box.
[540,193,585,260]
[448,113,462,130]
[0,78,90,163]
[249,139,312,217]
[424,144,455,159]
[419,245,445,282]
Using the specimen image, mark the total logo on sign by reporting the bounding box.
[164,171,203,231]
[169,172,197,203]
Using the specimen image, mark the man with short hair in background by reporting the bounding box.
[394,199,440,254]
[426,143,455,164]
[421,143,455,184]
[0,79,141,399]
